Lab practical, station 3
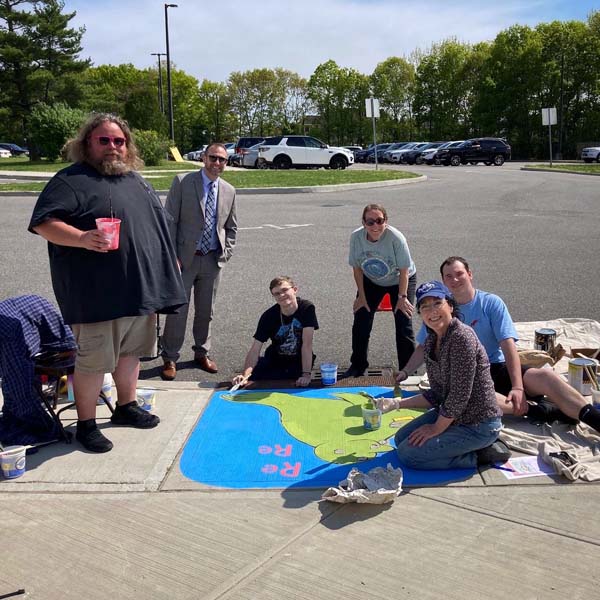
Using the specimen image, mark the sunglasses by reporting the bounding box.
[364,217,385,226]
[94,135,126,147]
[207,154,227,164]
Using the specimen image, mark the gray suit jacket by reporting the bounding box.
[165,170,237,270]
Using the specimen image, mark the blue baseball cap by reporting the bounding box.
[415,280,451,304]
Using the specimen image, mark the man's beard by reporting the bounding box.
[90,157,132,176]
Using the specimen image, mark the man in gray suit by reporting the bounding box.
[160,142,237,379]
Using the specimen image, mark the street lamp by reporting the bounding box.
[150,52,166,114]
[164,3,178,142]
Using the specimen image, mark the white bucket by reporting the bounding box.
[568,358,598,395]
[136,387,157,411]
[320,363,338,386]
[0,445,27,479]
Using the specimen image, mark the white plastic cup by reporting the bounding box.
[98,373,113,405]
[320,363,338,386]
[136,387,156,411]
[0,445,27,479]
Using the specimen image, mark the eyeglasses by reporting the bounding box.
[93,135,126,147]
[207,154,227,164]
[272,287,293,298]
[419,299,446,313]
[364,217,385,226]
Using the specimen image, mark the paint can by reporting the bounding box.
[136,387,157,411]
[362,402,382,430]
[568,358,598,395]
[534,328,557,354]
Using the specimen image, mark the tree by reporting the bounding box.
[0,0,88,145]
[370,57,415,140]
[308,60,370,145]
[28,101,85,159]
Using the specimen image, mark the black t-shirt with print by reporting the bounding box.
[253,298,319,366]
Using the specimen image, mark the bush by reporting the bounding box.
[132,129,169,166]
[29,103,87,160]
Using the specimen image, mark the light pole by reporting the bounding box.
[150,52,166,114]
[164,3,178,142]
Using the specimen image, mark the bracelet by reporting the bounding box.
[302,371,311,376]
[512,387,524,391]
[400,294,408,299]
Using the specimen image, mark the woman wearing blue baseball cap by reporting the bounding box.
[375,280,510,469]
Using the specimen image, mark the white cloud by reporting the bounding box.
[66,0,597,83]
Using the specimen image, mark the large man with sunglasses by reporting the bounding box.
[160,142,237,380]
[29,113,186,453]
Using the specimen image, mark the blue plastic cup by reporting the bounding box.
[320,363,338,386]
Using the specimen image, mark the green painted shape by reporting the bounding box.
[222,390,424,464]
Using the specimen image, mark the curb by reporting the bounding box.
[0,174,427,197]
[521,167,600,176]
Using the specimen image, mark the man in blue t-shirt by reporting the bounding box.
[399,256,600,433]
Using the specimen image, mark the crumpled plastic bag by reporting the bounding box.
[321,463,403,504]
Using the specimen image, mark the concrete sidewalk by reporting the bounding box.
[1,381,599,599]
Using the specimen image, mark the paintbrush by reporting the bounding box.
[230,376,249,392]
[575,353,599,390]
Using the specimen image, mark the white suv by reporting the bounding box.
[581,146,600,163]
[257,136,354,169]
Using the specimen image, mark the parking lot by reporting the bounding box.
[2,163,599,382]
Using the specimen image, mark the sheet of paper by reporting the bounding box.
[496,456,555,479]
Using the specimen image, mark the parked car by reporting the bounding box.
[344,145,362,157]
[354,145,375,163]
[382,142,410,162]
[185,145,207,161]
[403,142,445,165]
[240,142,264,168]
[581,146,600,163]
[389,142,426,163]
[234,137,265,155]
[367,143,393,163]
[427,141,464,165]
[443,137,511,166]
[257,135,354,170]
[0,143,29,156]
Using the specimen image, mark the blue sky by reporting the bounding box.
[65,0,600,82]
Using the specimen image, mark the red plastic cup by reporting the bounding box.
[95,218,121,250]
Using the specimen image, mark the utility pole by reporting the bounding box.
[150,52,166,114]
[164,3,178,142]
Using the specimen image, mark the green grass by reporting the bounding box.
[0,168,419,193]
[526,163,600,174]
[0,157,197,172]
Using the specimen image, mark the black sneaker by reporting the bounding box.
[76,420,113,453]
[111,401,160,429]
[526,399,579,426]
[476,440,511,466]
[343,366,365,378]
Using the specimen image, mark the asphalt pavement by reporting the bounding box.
[2,163,598,382]
[1,165,600,599]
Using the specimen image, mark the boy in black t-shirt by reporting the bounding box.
[231,276,319,387]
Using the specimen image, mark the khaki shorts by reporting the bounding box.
[71,315,157,373]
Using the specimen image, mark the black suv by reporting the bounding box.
[442,137,511,166]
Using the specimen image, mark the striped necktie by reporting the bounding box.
[199,181,216,255]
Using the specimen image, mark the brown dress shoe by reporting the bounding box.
[194,354,218,373]
[161,359,177,381]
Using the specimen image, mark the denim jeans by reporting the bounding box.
[350,273,416,372]
[394,409,502,470]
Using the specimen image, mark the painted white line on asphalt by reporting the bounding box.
[239,223,313,231]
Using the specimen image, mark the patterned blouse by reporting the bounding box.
[422,318,501,425]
